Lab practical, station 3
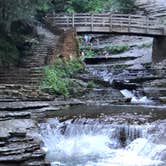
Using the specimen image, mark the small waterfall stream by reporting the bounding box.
[86,67,154,104]
[39,116,166,166]
[38,53,166,165]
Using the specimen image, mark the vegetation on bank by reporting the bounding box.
[0,37,19,67]
[41,58,84,97]
[0,0,136,67]
[52,0,136,13]
[138,42,152,48]
[82,44,130,58]
[84,49,96,57]
[105,44,129,54]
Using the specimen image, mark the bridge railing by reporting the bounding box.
[45,13,165,35]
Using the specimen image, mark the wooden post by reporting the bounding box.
[163,27,166,36]
[67,16,69,27]
[91,14,94,31]
[146,16,149,33]
[128,15,131,32]
[110,14,112,32]
[72,13,75,28]
[53,12,55,17]
[97,38,99,47]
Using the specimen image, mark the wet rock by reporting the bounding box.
[70,79,88,87]
[0,129,10,141]
[0,111,31,121]
[0,102,49,111]
[26,161,50,166]
[0,119,38,164]
[144,87,166,99]
[9,129,27,137]
[112,80,139,90]
[159,97,166,103]
[147,120,166,145]
[0,153,32,163]
[128,64,144,70]
[0,142,5,147]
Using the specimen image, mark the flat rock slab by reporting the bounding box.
[0,119,35,140]
[159,97,166,103]
[0,102,49,111]
[0,111,31,121]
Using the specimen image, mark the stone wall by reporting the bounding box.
[152,37,166,63]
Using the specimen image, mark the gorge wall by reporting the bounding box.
[152,37,166,63]
[46,29,79,65]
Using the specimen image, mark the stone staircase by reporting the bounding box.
[0,67,42,85]
[0,26,59,101]
[0,66,54,101]
[21,26,59,68]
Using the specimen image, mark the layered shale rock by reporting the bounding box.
[0,102,53,166]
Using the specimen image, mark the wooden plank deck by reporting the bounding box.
[45,13,166,36]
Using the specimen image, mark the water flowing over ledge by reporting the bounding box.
[39,113,166,166]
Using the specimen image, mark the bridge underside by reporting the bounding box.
[74,26,164,37]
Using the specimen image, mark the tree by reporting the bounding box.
[51,0,111,13]
[0,0,52,67]
[0,0,51,31]
[111,0,136,13]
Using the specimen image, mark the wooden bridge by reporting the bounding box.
[45,13,166,36]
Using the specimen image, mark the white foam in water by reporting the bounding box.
[120,89,135,98]
[39,119,166,166]
[131,96,153,104]
[120,89,153,104]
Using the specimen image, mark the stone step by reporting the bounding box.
[144,87,166,99]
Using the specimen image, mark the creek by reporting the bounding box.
[39,105,166,166]
[38,35,166,166]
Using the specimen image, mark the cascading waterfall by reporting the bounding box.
[39,117,166,166]
[87,68,113,83]
[120,89,153,104]
[87,67,153,104]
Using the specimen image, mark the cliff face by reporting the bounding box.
[136,0,166,18]
[136,0,166,63]
[46,29,79,64]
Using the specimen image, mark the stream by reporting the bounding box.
[39,105,166,166]
[38,35,166,166]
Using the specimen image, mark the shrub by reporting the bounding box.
[139,42,152,48]
[84,49,96,57]
[105,45,129,54]
[41,58,84,97]
[111,0,136,13]
[0,38,19,67]
[87,80,96,89]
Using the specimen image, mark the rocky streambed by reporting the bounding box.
[0,35,166,166]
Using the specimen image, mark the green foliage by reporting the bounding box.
[37,1,52,13]
[139,42,152,48]
[41,58,84,97]
[112,64,128,70]
[51,0,135,13]
[105,44,129,54]
[87,81,96,89]
[0,0,51,66]
[0,37,19,67]
[111,0,136,13]
[52,0,111,13]
[0,0,51,30]
[84,49,96,57]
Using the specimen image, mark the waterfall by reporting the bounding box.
[39,117,166,166]
[120,89,153,104]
